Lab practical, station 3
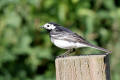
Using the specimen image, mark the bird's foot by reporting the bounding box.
[56,49,75,58]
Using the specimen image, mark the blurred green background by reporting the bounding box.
[0,0,120,80]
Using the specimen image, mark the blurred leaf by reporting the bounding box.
[36,47,52,59]
[0,0,20,10]
[1,28,18,46]
[99,27,110,43]
[76,8,95,17]
[97,10,111,19]
[72,0,79,4]
[19,35,32,49]
[4,11,22,28]
[43,0,55,9]
[27,0,40,7]
[58,2,69,22]
[0,47,16,64]
[85,16,95,34]
[103,0,116,10]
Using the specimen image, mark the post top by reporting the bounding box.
[56,54,108,60]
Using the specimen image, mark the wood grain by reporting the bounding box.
[55,55,110,80]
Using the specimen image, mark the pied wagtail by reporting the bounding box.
[40,22,111,57]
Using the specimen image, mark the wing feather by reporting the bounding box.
[50,29,90,45]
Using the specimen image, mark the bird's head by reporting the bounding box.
[40,22,58,31]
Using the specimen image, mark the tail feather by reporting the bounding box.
[87,44,112,54]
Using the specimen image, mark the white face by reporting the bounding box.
[42,23,56,30]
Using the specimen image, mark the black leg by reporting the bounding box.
[56,49,75,58]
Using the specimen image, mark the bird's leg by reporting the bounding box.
[56,49,75,58]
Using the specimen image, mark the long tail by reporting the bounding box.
[87,44,112,54]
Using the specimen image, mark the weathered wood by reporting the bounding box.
[55,54,110,80]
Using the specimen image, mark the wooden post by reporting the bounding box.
[55,54,110,80]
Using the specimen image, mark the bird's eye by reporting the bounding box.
[47,25,49,27]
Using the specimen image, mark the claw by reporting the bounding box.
[56,49,76,58]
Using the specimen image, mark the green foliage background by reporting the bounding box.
[0,0,120,80]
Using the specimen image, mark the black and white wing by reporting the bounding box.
[50,26,89,44]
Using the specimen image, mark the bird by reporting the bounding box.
[40,22,111,57]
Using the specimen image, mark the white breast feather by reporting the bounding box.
[52,39,88,49]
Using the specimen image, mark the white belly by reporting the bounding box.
[51,39,88,49]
